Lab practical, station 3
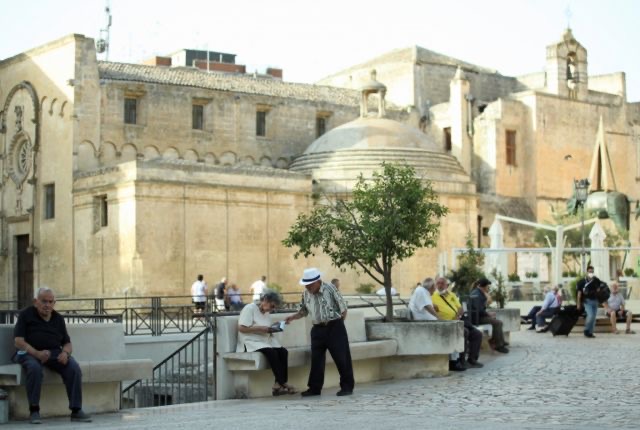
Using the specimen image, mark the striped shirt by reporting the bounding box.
[299,282,347,324]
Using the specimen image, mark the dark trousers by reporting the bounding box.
[526,306,542,328]
[478,316,506,348]
[465,326,482,363]
[308,319,354,393]
[16,350,83,411]
[257,347,289,385]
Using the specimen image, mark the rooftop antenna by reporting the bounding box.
[96,0,112,60]
[564,3,572,29]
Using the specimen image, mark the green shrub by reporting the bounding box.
[267,283,282,292]
[508,273,520,282]
[623,268,637,277]
[356,283,375,294]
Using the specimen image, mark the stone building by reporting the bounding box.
[1,29,638,305]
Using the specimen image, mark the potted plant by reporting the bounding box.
[490,269,508,309]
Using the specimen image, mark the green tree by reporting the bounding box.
[448,234,485,298]
[282,163,449,321]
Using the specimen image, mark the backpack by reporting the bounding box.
[595,282,610,304]
[584,279,610,303]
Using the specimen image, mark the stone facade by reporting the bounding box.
[1,30,639,304]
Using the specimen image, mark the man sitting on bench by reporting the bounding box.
[604,281,635,335]
[13,287,92,424]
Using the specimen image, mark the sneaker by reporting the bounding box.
[496,346,509,354]
[336,390,353,396]
[466,360,484,368]
[300,389,321,397]
[70,410,92,422]
[626,330,636,334]
[584,333,596,338]
[30,411,42,424]
[535,326,546,333]
[527,326,536,330]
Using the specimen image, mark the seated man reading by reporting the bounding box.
[13,287,92,424]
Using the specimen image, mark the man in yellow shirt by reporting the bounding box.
[433,277,483,368]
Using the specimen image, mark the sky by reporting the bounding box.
[1,0,639,101]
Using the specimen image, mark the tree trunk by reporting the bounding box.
[384,274,394,321]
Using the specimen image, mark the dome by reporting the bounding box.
[290,117,474,193]
[289,73,475,194]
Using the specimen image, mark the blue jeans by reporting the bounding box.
[535,307,558,328]
[583,299,598,335]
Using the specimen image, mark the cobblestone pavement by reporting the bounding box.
[5,324,639,429]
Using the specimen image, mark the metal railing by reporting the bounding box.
[121,318,215,408]
[0,292,409,335]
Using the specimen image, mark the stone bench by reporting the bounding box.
[0,323,153,420]
[217,310,399,399]
[394,307,520,351]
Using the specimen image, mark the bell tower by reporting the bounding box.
[546,28,588,100]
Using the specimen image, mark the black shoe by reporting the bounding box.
[336,390,353,396]
[584,333,596,338]
[466,360,484,368]
[496,346,509,353]
[449,361,467,371]
[70,410,92,422]
[527,326,536,330]
[301,389,321,397]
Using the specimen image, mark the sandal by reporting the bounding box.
[272,385,288,396]
[282,384,298,394]
[626,329,636,334]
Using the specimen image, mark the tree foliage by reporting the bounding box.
[282,163,448,320]
[448,234,485,299]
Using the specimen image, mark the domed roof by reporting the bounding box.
[290,73,475,195]
[302,117,442,154]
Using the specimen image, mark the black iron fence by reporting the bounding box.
[121,319,214,408]
[1,292,409,336]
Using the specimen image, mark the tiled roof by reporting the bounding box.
[98,62,361,106]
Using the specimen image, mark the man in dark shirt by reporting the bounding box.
[469,278,509,354]
[576,265,600,338]
[13,287,91,424]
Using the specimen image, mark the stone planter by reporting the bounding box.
[365,319,463,378]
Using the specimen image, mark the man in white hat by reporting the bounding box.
[285,268,354,397]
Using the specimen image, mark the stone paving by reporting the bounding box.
[4,323,639,429]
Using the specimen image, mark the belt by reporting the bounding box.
[314,318,340,327]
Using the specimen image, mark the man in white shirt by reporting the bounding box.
[408,278,439,321]
[250,275,267,304]
[190,274,207,314]
[604,281,635,334]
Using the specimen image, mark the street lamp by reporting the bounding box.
[574,178,590,274]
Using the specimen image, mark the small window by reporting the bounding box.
[192,104,204,130]
[94,195,108,232]
[124,98,137,124]
[444,127,452,152]
[506,130,517,166]
[99,195,108,227]
[482,227,489,237]
[316,117,327,138]
[44,184,55,220]
[256,111,267,137]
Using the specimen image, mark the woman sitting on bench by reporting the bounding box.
[237,290,297,396]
